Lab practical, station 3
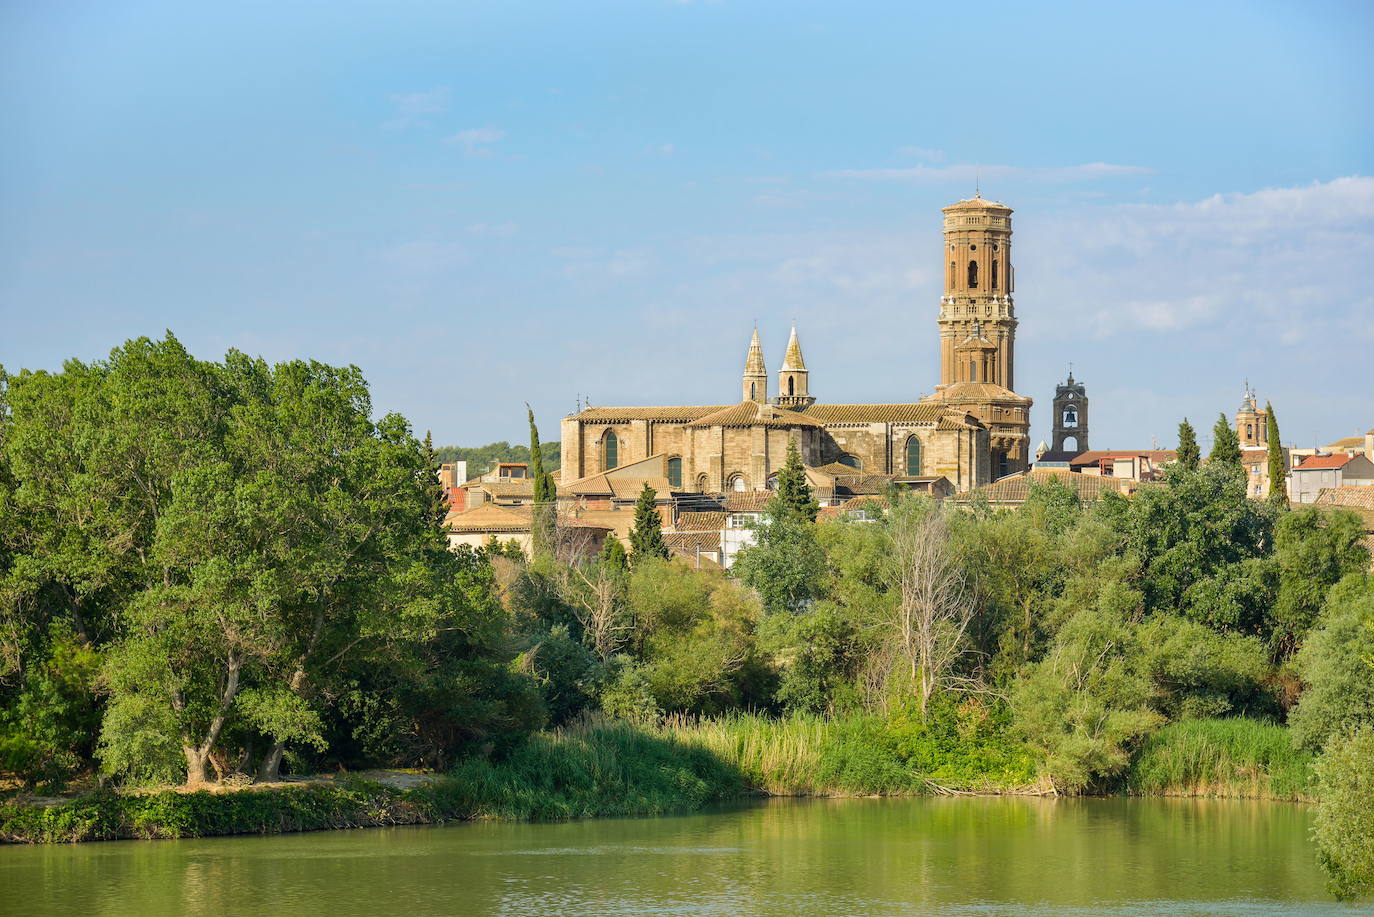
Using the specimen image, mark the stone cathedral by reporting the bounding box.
[558,195,1033,495]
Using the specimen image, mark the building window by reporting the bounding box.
[787,376,795,396]
[667,457,682,489]
[1246,424,1253,439]
[750,382,756,400]
[905,436,922,476]
[838,454,860,469]
[695,473,709,491]
[604,431,618,470]
[967,260,978,288]
[991,259,999,290]
[1064,408,1077,427]
[729,474,747,492]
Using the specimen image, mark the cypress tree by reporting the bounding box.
[1209,412,1243,470]
[422,430,449,528]
[1176,418,1200,471]
[527,406,556,558]
[773,438,818,522]
[1266,402,1287,507]
[629,482,670,564]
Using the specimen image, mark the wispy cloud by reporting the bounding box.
[384,87,450,130]
[445,126,506,157]
[827,162,1153,183]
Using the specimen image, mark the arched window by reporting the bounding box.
[787,376,795,396]
[604,431,618,470]
[695,473,709,491]
[991,259,999,290]
[1246,424,1253,439]
[838,454,861,469]
[905,436,922,476]
[730,474,747,492]
[667,457,682,489]
[750,382,756,400]
[967,260,978,288]
[1064,408,1077,427]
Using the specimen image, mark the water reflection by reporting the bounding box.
[0,797,1345,916]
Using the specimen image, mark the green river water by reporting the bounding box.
[0,797,1357,916]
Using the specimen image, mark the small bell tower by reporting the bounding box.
[742,328,768,403]
[1051,371,1088,453]
[774,327,815,408]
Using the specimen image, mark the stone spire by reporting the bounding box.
[742,327,768,403]
[781,326,807,371]
[775,326,814,407]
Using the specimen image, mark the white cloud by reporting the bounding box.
[384,87,450,129]
[445,126,506,157]
[1023,176,1374,340]
[658,143,675,155]
[828,162,1153,183]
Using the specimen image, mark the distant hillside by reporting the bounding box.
[435,441,561,477]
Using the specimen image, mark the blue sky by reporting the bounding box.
[2,0,1371,451]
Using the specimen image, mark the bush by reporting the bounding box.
[1312,729,1374,901]
[1288,576,1374,752]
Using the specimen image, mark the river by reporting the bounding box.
[0,797,1348,916]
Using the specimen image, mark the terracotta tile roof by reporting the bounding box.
[687,401,826,428]
[1069,450,1178,467]
[607,477,672,501]
[1295,454,1356,470]
[943,195,1012,212]
[664,531,723,555]
[925,382,1031,404]
[443,504,612,532]
[840,495,891,510]
[1034,450,1079,465]
[800,403,949,424]
[722,491,774,512]
[444,503,532,533]
[812,462,862,477]
[1326,436,1367,450]
[676,511,730,532]
[571,405,727,424]
[835,474,897,495]
[478,481,535,497]
[950,468,1136,505]
[937,413,983,431]
[1314,486,1374,510]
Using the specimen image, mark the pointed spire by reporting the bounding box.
[781,327,807,371]
[745,327,766,375]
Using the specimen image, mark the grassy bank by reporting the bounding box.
[655,710,1038,796]
[1,722,747,844]
[3,715,1313,843]
[1125,718,1314,800]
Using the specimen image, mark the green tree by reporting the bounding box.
[629,483,670,564]
[1313,728,1374,901]
[1265,403,1287,508]
[1176,418,1200,471]
[422,430,449,528]
[772,439,818,522]
[1270,507,1369,655]
[733,501,827,615]
[1288,576,1374,752]
[600,537,629,574]
[527,406,556,559]
[1209,412,1242,470]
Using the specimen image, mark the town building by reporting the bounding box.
[555,194,1032,500]
[1290,453,1374,504]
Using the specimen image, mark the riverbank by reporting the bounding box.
[1,715,1313,844]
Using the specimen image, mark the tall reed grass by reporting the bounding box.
[1125,718,1313,800]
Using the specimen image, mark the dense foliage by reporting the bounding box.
[4,338,1373,898]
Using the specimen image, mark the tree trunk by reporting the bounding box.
[183,746,213,788]
[256,742,287,783]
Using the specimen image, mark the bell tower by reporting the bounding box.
[1235,381,1267,448]
[742,328,768,403]
[774,327,815,408]
[1051,372,1089,453]
[937,195,1016,391]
